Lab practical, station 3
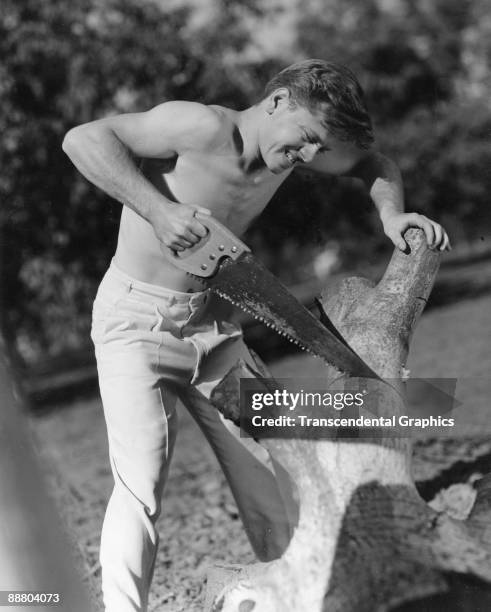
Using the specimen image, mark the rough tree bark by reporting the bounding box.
[206,229,491,612]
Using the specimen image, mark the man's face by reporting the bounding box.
[259,92,361,174]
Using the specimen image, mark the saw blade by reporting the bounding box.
[202,253,380,380]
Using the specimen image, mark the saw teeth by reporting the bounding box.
[209,286,326,360]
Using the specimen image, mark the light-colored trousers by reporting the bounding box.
[91,262,297,612]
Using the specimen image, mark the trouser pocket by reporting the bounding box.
[91,298,124,346]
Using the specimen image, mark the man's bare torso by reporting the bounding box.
[114,105,291,291]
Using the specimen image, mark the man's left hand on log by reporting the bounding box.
[382,211,451,252]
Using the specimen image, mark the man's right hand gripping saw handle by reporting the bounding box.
[162,212,250,278]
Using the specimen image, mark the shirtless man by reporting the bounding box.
[62,60,450,612]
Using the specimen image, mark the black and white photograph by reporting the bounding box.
[1,1,491,611]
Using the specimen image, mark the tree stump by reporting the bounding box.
[207,229,491,612]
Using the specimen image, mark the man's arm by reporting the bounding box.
[348,151,450,251]
[303,148,450,252]
[62,101,218,251]
[349,151,404,220]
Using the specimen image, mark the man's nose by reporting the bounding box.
[299,143,320,163]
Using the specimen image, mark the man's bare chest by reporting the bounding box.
[142,154,289,232]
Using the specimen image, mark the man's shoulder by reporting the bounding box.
[150,101,228,149]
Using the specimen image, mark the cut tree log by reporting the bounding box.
[206,229,491,612]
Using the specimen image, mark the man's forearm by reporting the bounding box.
[62,124,171,224]
[353,151,405,222]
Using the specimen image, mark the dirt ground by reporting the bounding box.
[29,292,491,611]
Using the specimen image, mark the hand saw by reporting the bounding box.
[165,213,379,380]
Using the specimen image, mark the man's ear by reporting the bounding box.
[265,88,291,114]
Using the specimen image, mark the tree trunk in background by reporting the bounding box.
[207,229,491,612]
[0,332,93,612]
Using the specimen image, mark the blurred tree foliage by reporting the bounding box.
[1,0,207,361]
[1,0,490,364]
